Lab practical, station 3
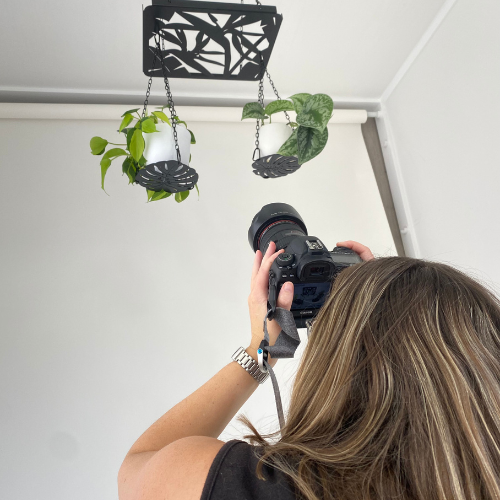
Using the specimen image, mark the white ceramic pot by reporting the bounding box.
[143,122,191,165]
[258,123,293,157]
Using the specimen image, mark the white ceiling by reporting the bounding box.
[0,0,447,107]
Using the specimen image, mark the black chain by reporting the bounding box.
[266,69,293,127]
[253,66,265,160]
[253,58,295,160]
[155,34,182,165]
[142,76,153,119]
[142,48,158,119]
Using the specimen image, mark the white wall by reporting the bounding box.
[0,116,395,500]
[381,0,500,291]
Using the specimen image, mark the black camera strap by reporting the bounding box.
[260,307,302,432]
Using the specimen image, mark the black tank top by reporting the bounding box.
[201,439,297,500]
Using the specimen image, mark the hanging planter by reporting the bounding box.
[89,34,199,203]
[258,123,292,157]
[143,121,192,165]
[241,64,334,178]
[89,106,198,203]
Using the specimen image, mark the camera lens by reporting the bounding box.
[248,203,308,254]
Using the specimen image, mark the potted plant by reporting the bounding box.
[89,106,198,203]
[241,93,334,164]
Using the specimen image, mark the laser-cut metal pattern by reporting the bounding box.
[252,154,301,179]
[143,1,282,81]
[135,161,199,192]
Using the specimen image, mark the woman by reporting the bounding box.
[117,240,500,500]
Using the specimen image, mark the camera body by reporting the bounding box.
[269,239,362,328]
[249,203,363,328]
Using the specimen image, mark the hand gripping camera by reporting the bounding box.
[248,203,363,328]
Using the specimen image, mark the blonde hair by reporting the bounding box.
[240,257,500,500]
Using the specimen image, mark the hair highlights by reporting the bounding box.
[240,257,500,500]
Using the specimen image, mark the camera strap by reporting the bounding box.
[260,307,302,432]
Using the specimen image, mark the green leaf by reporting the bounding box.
[175,190,190,203]
[126,128,134,150]
[264,99,295,116]
[296,94,334,131]
[277,128,298,156]
[151,111,171,125]
[297,126,329,164]
[141,118,157,133]
[289,122,298,128]
[148,189,172,202]
[288,93,312,114]
[122,108,140,117]
[130,129,145,162]
[90,136,108,155]
[138,155,147,167]
[188,129,196,144]
[122,157,137,184]
[102,148,128,160]
[100,157,111,192]
[195,183,200,200]
[241,102,266,120]
[175,119,188,127]
[99,148,128,191]
[147,189,171,202]
[155,190,172,201]
[119,114,133,133]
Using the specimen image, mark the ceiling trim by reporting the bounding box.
[375,106,420,258]
[0,103,370,123]
[381,0,458,102]
[0,86,381,111]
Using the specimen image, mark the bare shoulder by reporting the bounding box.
[136,436,226,500]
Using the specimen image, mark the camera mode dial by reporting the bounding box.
[277,252,295,267]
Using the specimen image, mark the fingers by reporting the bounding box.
[251,250,263,285]
[255,241,284,289]
[276,281,294,310]
[251,242,284,289]
[263,240,276,259]
[337,240,375,261]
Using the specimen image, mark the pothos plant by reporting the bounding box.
[89,106,197,203]
[242,93,334,164]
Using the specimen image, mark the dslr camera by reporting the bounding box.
[248,203,363,328]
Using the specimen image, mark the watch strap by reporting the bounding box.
[231,347,269,384]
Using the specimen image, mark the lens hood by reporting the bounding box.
[248,203,308,252]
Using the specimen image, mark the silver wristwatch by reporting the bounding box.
[231,347,269,384]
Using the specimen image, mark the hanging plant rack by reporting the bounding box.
[143,0,282,81]
[90,0,304,202]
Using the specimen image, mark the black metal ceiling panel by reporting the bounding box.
[143,1,282,81]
